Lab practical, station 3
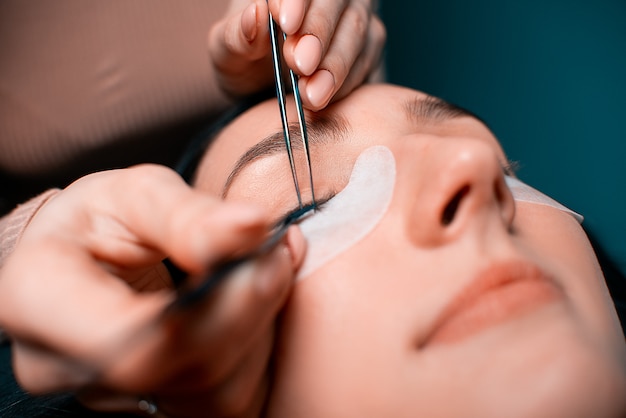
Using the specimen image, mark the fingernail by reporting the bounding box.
[306,69,335,108]
[279,0,303,35]
[294,35,322,76]
[242,3,258,42]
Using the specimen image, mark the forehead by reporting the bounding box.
[196,84,406,193]
[196,84,503,194]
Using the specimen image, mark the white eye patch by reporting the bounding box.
[296,146,396,280]
[505,176,583,223]
[294,152,582,281]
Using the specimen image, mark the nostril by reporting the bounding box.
[441,185,470,226]
[495,177,507,206]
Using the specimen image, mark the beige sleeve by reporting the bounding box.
[0,189,60,269]
[0,1,232,176]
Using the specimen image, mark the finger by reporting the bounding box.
[11,341,96,394]
[209,0,270,65]
[154,329,273,417]
[121,263,173,293]
[208,0,276,97]
[78,388,183,418]
[292,0,370,108]
[0,201,178,392]
[100,227,305,393]
[174,227,304,376]
[79,165,271,275]
[77,388,146,415]
[16,165,270,274]
[279,0,349,76]
[205,329,272,418]
[4,272,171,394]
[268,0,308,36]
[299,9,385,110]
[310,14,387,106]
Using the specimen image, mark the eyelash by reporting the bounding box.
[281,203,318,226]
[502,159,520,177]
[275,193,335,229]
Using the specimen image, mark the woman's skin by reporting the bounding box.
[196,83,626,417]
[0,1,384,416]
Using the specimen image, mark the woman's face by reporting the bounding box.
[195,84,626,417]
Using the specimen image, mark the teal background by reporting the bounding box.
[380,1,626,271]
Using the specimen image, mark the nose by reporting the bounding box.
[405,136,515,247]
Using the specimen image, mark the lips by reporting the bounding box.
[420,261,563,347]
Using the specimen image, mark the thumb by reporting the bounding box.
[108,165,272,276]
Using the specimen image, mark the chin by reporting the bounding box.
[266,321,626,418]
[483,366,626,418]
[467,332,626,418]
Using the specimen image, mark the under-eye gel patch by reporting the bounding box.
[505,176,583,223]
[296,146,396,280]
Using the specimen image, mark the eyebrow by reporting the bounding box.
[403,95,487,126]
[222,112,350,197]
[222,95,486,196]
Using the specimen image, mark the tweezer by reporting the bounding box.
[159,14,319,314]
[267,9,315,209]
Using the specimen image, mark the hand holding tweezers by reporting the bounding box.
[165,11,319,312]
[168,12,320,310]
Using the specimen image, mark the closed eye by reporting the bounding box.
[273,192,336,230]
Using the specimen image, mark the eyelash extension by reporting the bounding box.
[280,202,318,228]
[274,192,335,230]
[502,159,520,177]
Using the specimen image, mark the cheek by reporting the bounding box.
[514,203,624,344]
[273,242,417,415]
[515,203,594,271]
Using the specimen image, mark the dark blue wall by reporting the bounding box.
[381,0,626,271]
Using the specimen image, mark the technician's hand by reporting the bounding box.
[0,164,305,417]
[209,0,386,110]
